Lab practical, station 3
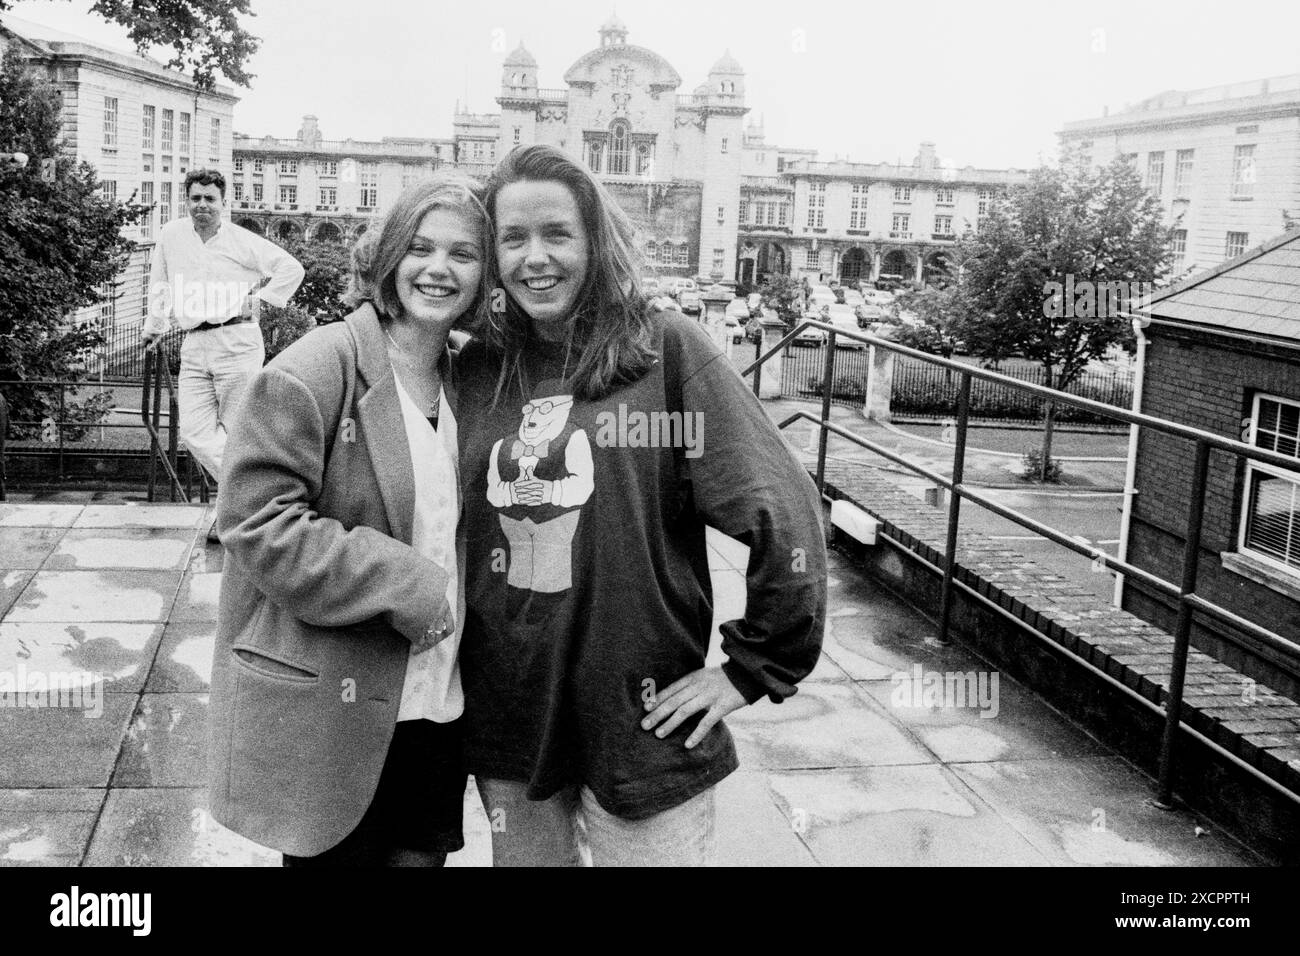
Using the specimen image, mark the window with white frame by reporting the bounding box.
[609,122,630,175]
[935,187,954,205]
[674,244,688,266]
[210,117,220,157]
[849,184,868,230]
[586,139,603,173]
[252,182,263,202]
[232,182,243,201]
[658,242,673,264]
[319,186,336,206]
[100,180,116,202]
[977,188,994,216]
[140,181,154,238]
[712,248,724,272]
[160,181,172,223]
[279,159,298,176]
[141,105,155,150]
[1226,231,1249,259]
[778,203,789,226]
[233,156,244,173]
[320,160,337,177]
[717,205,725,225]
[279,184,297,205]
[103,97,118,148]
[1232,145,1255,198]
[635,143,653,177]
[1240,394,1300,574]
[1171,228,1187,268]
[513,126,521,144]
[98,280,115,327]
[721,137,728,154]
[934,215,953,236]
[739,199,749,223]
[142,154,153,174]
[161,109,174,153]
[252,157,264,174]
[804,248,821,269]
[1174,149,1194,196]
[178,113,191,157]
[806,182,825,228]
[893,185,911,202]
[645,241,657,261]
[1146,151,1165,194]
[360,165,379,207]
[765,202,777,226]
[891,213,910,237]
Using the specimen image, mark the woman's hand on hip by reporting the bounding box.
[641,667,746,749]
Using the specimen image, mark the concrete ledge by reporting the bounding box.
[819,459,1300,864]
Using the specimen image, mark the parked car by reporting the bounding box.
[842,289,865,308]
[861,288,894,307]
[819,303,867,350]
[874,274,905,291]
[725,297,751,324]
[793,324,825,347]
[855,303,886,327]
[678,289,703,315]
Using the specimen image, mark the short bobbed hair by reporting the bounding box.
[483,144,656,403]
[344,169,491,329]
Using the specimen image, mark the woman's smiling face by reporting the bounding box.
[394,206,482,327]
[494,179,590,335]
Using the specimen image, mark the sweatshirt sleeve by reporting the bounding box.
[248,232,306,308]
[670,317,827,704]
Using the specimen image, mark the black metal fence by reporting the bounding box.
[891,357,1133,424]
[780,341,872,410]
[89,324,183,381]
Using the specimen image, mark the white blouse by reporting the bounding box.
[392,373,464,723]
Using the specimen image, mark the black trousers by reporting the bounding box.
[282,718,468,868]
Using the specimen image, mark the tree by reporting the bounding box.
[280,238,351,322]
[0,54,147,436]
[957,157,1172,476]
[758,273,803,326]
[884,286,969,355]
[0,0,260,90]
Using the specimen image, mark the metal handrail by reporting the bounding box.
[745,316,1298,807]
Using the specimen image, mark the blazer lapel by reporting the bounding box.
[349,306,415,546]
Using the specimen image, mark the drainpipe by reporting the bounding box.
[1114,313,1149,607]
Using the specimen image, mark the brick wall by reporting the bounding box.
[1127,324,1300,696]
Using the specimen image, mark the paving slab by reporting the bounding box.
[0,570,34,618]
[72,504,206,530]
[950,758,1261,866]
[0,695,135,787]
[858,673,1110,763]
[169,572,222,622]
[111,693,209,788]
[0,505,84,528]
[0,527,66,569]
[144,622,215,693]
[766,765,1050,866]
[0,622,164,693]
[83,788,279,866]
[716,770,818,866]
[6,570,181,623]
[0,789,103,866]
[46,528,197,571]
[727,680,933,770]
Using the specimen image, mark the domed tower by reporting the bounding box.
[708,49,745,101]
[598,14,629,47]
[501,42,537,97]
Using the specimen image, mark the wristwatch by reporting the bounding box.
[422,612,453,645]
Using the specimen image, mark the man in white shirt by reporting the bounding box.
[143,169,305,540]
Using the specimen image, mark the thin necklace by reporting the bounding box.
[384,323,441,418]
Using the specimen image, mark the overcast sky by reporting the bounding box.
[8,0,1300,169]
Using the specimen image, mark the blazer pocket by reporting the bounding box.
[231,644,321,683]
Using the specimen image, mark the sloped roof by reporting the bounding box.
[1146,228,1300,344]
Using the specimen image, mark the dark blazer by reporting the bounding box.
[207,303,460,858]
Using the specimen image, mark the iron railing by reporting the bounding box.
[742,318,1300,809]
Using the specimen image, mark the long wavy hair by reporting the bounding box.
[344,169,493,332]
[481,144,657,403]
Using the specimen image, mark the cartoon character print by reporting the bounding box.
[486,379,594,594]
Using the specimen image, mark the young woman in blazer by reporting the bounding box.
[208,171,491,866]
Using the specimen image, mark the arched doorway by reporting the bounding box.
[352,224,368,242]
[236,218,264,235]
[736,243,758,287]
[757,241,787,279]
[882,249,915,282]
[839,247,868,283]
[275,220,303,244]
[313,221,342,243]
